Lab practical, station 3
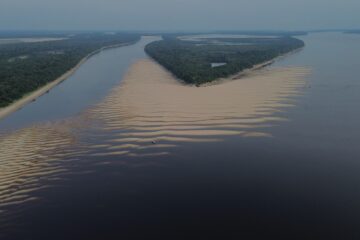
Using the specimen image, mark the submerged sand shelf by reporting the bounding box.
[87,59,310,157]
[0,123,80,222]
[92,60,308,130]
[0,42,134,121]
[0,58,309,218]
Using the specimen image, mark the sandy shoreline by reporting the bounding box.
[0,41,137,121]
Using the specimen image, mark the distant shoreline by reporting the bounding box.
[200,47,304,87]
[145,36,305,86]
[0,41,137,121]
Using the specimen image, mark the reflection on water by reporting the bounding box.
[87,59,309,157]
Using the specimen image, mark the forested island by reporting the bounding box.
[145,35,305,85]
[0,33,140,108]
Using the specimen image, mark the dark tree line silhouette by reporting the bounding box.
[145,36,304,85]
[0,33,140,107]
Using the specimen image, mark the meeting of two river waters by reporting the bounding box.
[1,1,360,238]
[1,31,360,239]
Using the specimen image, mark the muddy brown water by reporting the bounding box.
[1,33,360,239]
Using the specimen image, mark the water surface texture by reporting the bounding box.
[1,33,360,239]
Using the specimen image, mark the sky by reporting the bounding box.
[0,0,359,31]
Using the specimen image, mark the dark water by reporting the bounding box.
[0,36,158,131]
[1,33,360,239]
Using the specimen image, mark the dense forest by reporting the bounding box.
[0,33,140,108]
[145,35,305,85]
[210,30,308,36]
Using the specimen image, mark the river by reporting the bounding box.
[1,33,360,239]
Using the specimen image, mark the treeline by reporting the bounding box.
[0,33,140,108]
[212,30,308,36]
[145,36,304,85]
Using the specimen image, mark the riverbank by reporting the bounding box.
[145,37,305,85]
[201,47,304,87]
[0,41,137,121]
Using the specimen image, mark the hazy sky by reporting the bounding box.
[1,0,359,31]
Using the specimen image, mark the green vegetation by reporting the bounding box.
[145,35,304,85]
[0,33,140,108]
[214,31,308,36]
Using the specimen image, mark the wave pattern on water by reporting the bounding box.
[0,119,88,227]
[87,59,310,158]
[0,58,309,227]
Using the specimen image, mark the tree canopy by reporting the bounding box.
[145,35,304,85]
[0,33,140,108]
